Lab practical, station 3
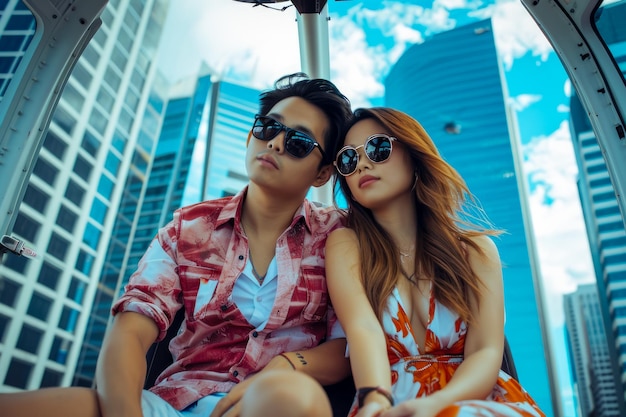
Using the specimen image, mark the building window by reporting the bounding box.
[22,184,49,213]
[43,130,68,160]
[37,262,62,290]
[90,198,108,225]
[52,105,76,136]
[2,255,28,273]
[0,277,20,307]
[27,292,53,321]
[68,277,87,304]
[13,212,40,242]
[40,369,63,388]
[70,61,93,91]
[97,175,115,200]
[105,151,121,176]
[0,313,9,343]
[76,250,94,276]
[83,222,102,249]
[61,81,85,110]
[73,154,93,180]
[96,87,115,114]
[32,158,59,186]
[81,43,100,69]
[56,205,78,233]
[89,105,108,133]
[47,232,70,261]
[5,359,33,389]
[59,305,80,333]
[81,129,101,155]
[65,179,85,206]
[16,324,43,354]
[49,336,72,365]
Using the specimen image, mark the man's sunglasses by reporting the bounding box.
[334,134,397,177]
[252,115,327,162]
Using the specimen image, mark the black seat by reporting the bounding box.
[144,309,518,416]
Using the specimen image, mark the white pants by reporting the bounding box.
[141,390,227,417]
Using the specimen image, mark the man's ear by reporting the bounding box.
[312,164,333,187]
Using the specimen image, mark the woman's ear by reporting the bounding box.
[312,165,332,187]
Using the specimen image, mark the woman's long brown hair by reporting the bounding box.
[333,107,501,325]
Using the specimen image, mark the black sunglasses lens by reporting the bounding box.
[337,149,358,175]
[252,117,281,141]
[365,136,392,162]
[285,132,315,158]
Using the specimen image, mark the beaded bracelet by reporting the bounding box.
[356,386,395,408]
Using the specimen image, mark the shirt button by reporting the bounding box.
[238,255,244,260]
[220,305,228,311]
[252,331,258,337]
[256,296,262,302]
[233,370,239,377]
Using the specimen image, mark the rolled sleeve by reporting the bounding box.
[112,224,182,341]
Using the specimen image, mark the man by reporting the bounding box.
[0,73,352,417]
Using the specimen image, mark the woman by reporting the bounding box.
[326,107,545,417]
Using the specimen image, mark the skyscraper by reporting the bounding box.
[385,18,555,414]
[0,0,36,102]
[0,0,170,390]
[568,2,626,408]
[564,284,621,416]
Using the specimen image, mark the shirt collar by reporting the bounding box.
[216,186,313,233]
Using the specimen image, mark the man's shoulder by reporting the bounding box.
[176,193,240,220]
[305,201,347,233]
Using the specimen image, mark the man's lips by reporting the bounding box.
[359,175,378,188]
[257,154,278,169]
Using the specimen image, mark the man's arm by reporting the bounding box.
[276,337,350,385]
[95,311,159,417]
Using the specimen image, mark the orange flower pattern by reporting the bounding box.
[348,288,545,417]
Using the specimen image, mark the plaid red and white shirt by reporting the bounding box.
[112,188,344,410]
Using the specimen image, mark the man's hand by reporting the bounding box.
[209,354,294,417]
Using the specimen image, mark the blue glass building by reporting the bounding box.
[568,2,626,409]
[385,18,554,414]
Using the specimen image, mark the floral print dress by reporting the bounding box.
[348,287,546,417]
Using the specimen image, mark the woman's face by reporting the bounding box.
[340,118,415,211]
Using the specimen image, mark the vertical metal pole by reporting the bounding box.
[296,4,334,205]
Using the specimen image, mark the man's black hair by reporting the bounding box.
[258,72,352,165]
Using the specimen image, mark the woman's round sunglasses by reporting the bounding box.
[252,115,327,162]
[334,134,397,176]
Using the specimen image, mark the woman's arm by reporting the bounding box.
[425,235,505,406]
[326,228,394,411]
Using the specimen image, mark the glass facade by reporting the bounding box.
[0,0,35,102]
[0,0,170,390]
[569,1,626,408]
[385,18,554,414]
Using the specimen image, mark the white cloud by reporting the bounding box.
[509,93,542,112]
[477,0,554,70]
[158,0,301,88]
[523,120,595,325]
[557,103,570,113]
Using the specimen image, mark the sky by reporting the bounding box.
[156,1,598,415]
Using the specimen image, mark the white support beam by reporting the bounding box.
[0,0,106,243]
[295,4,335,205]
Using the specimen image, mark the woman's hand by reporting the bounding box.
[356,401,389,417]
[380,396,447,417]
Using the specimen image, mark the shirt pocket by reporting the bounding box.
[301,266,328,322]
[178,265,220,319]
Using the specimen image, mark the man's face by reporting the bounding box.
[246,96,332,196]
